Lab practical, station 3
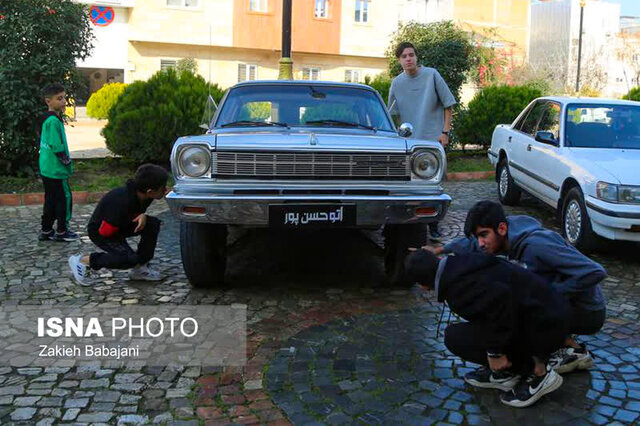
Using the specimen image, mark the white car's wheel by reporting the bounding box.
[562,187,598,253]
[497,160,521,206]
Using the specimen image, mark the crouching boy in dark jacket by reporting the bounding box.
[405,249,571,408]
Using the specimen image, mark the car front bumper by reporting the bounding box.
[166,182,451,226]
[586,197,640,242]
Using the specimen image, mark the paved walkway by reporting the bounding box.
[65,119,113,159]
[0,181,638,424]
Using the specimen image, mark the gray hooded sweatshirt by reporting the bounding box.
[443,215,606,311]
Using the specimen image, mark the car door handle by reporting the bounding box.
[527,144,532,151]
[508,136,512,143]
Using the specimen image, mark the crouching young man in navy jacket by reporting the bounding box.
[405,249,571,408]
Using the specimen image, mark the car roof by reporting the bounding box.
[538,96,640,106]
[231,80,376,91]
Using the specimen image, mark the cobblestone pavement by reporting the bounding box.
[0,181,638,425]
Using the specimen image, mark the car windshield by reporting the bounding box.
[214,84,394,131]
[565,104,640,149]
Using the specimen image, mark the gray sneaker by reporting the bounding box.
[128,264,162,281]
[68,255,91,286]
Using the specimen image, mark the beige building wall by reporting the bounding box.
[339,0,400,58]
[454,0,530,63]
[128,41,387,89]
[127,0,233,47]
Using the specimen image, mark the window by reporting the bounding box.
[238,64,258,82]
[302,67,320,80]
[249,0,268,12]
[344,70,361,83]
[160,59,177,71]
[315,0,329,18]
[355,0,370,23]
[518,102,546,136]
[166,0,198,7]
[536,102,561,140]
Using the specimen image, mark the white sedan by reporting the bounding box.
[488,96,640,251]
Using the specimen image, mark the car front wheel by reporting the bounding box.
[497,159,521,206]
[562,187,598,253]
[180,222,227,288]
[383,223,428,286]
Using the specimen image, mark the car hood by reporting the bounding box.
[214,129,407,152]
[567,148,640,185]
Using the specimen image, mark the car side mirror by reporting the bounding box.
[535,131,558,146]
[398,123,413,138]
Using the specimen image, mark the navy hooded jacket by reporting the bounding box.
[443,215,606,311]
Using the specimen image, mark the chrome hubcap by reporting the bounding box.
[499,168,509,197]
[565,200,582,244]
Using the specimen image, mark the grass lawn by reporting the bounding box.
[447,150,494,173]
[1,151,490,194]
[0,158,171,194]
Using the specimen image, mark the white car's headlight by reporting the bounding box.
[619,185,640,204]
[179,146,210,177]
[596,182,618,202]
[597,182,640,204]
[411,150,440,180]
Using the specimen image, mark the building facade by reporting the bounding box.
[529,0,628,97]
[77,0,532,103]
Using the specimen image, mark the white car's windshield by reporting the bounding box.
[566,104,640,149]
[215,84,394,131]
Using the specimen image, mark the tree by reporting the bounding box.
[0,0,93,176]
[386,21,478,101]
[103,69,225,164]
[177,58,198,74]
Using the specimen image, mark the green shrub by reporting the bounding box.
[102,69,224,164]
[453,85,542,148]
[623,87,640,101]
[86,83,127,119]
[0,0,93,176]
[364,73,392,103]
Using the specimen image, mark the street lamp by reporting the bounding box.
[278,0,293,80]
[575,0,586,92]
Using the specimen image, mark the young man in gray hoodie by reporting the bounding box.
[388,41,456,242]
[426,201,606,374]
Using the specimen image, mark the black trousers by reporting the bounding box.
[444,320,568,375]
[41,176,72,233]
[570,306,606,336]
[88,216,160,270]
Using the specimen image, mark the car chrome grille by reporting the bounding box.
[213,152,410,180]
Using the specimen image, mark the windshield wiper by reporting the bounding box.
[305,119,376,131]
[221,120,289,128]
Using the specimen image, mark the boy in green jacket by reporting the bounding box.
[38,83,79,242]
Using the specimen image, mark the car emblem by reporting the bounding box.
[310,134,318,146]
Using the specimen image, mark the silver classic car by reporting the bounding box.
[166,81,450,287]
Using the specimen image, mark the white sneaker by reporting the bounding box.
[68,255,91,286]
[128,264,162,281]
[500,368,563,408]
[549,345,594,374]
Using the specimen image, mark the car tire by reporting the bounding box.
[562,187,598,253]
[383,223,428,286]
[497,159,521,206]
[180,221,227,288]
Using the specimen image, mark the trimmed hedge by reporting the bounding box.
[86,82,127,119]
[102,69,224,164]
[623,87,640,102]
[454,85,542,148]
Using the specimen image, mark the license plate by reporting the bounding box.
[269,204,356,228]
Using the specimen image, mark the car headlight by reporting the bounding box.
[619,185,640,204]
[411,150,440,180]
[179,146,211,177]
[596,182,618,202]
